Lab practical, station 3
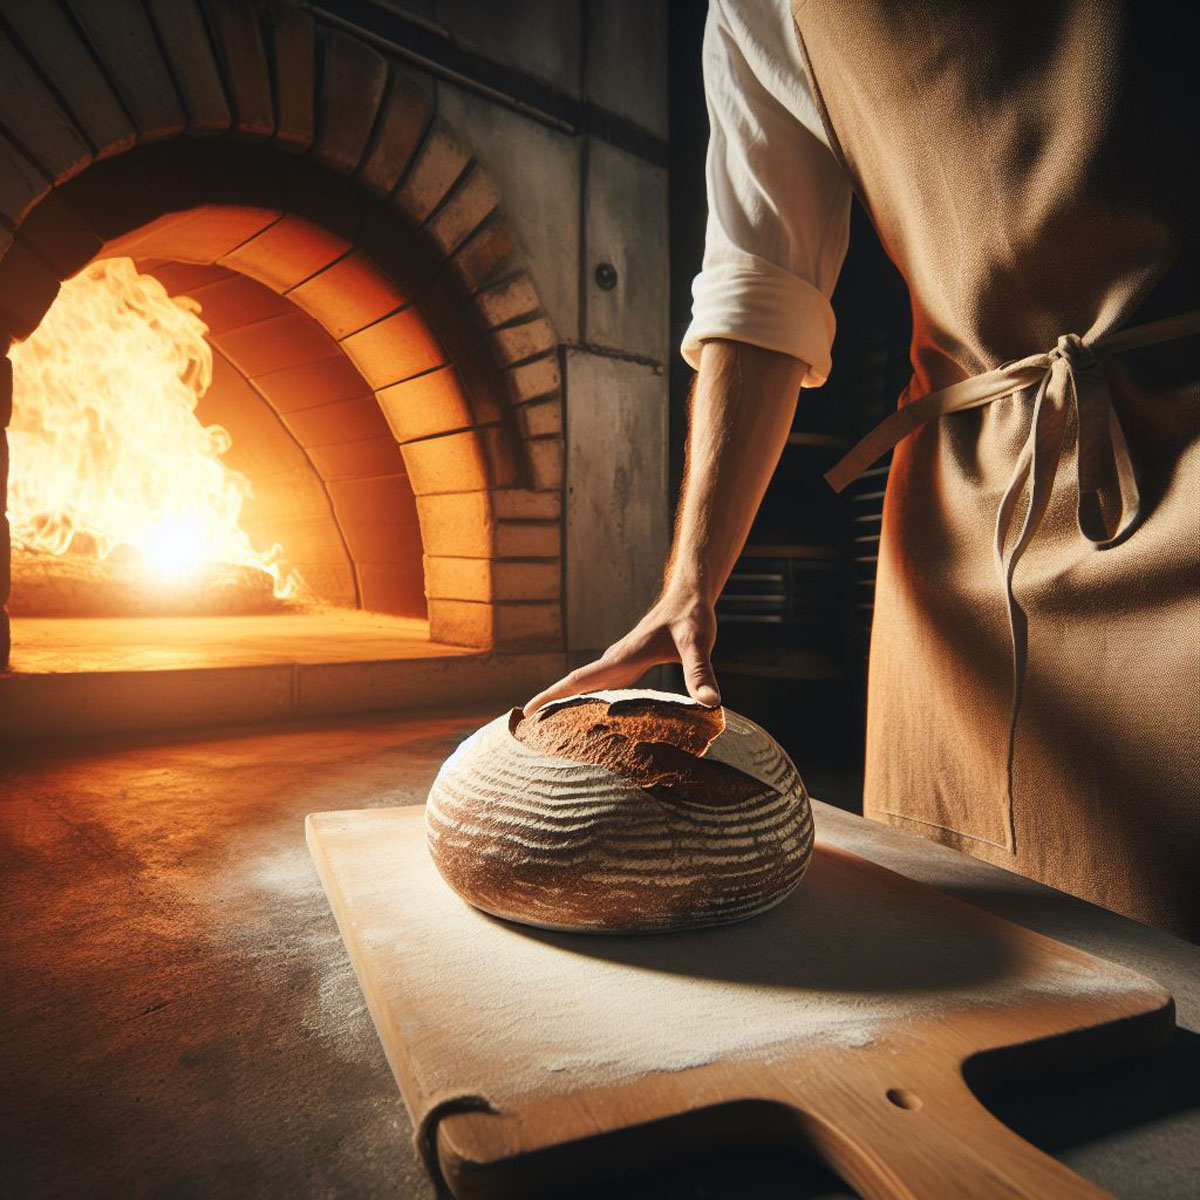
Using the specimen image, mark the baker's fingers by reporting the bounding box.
[522,627,674,716]
[522,655,642,717]
[677,632,720,707]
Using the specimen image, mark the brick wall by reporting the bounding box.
[0,0,573,663]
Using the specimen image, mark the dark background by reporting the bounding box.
[666,2,912,811]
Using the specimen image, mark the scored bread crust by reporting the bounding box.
[425,689,814,934]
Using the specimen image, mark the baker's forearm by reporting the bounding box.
[523,338,807,713]
[665,339,807,603]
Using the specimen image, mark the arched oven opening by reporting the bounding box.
[0,6,568,739]
[12,243,428,626]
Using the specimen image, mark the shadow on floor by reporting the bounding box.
[550,1144,854,1200]
[979,1025,1200,1154]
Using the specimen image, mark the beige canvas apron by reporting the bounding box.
[791,1,1200,936]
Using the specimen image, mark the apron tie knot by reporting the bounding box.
[823,309,1200,851]
[1050,331,1096,373]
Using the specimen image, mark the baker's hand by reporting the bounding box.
[522,590,719,715]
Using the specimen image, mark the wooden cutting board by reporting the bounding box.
[307,806,1174,1199]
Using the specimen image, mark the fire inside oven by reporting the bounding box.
[8,256,422,623]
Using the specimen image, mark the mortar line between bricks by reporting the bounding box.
[416,157,476,240]
[398,420,502,448]
[440,597,559,607]
[431,554,560,562]
[362,359,444,392]
[334,301,415,345]
[217,213,290,265]
[281,245,360,300]
[509,390,561,408]
[562,341,664,370]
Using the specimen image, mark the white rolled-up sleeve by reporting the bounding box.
[682,0,852,387]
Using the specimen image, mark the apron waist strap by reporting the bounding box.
[825,308,1200,852]
[826,309,1200,495]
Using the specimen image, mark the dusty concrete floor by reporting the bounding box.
[3,712,1195,1199]
[1,713,485,1199]
[0,711,856,1199]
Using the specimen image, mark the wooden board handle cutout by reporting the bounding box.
[793,1069,1109,1199]
[435,1052,1125,1200]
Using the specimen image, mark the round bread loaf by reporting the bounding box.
[424,689,814,933]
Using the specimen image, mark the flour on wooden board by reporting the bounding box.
[332,810,1128,1102]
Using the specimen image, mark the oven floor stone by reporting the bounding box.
[1,714,1195,1199]
[8,612,467,672]
[0,614,564,743]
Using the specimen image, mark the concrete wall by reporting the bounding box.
[409,0,672,661]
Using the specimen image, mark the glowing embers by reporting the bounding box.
[7,258,299,614]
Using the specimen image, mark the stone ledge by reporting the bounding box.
[0,643,566,740]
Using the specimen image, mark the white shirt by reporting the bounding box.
[681,0,852,387]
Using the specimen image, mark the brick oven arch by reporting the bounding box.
[0,1,564,658]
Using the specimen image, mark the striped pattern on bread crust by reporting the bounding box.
[425,690,814,933]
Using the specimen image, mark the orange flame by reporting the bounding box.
[7,258,296,596]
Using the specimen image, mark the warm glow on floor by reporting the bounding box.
[7,258,296,596]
